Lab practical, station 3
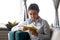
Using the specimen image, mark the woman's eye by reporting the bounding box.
[30,13,32,15]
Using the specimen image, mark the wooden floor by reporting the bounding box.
[0,28,9,40]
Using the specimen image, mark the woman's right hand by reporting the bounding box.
[18,26,28,31]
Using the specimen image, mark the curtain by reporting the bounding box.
[23,0,28,21]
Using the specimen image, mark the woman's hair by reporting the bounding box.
[28,3,39,12]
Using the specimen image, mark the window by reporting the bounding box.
[0,0,60,28]
[0,0,24,28]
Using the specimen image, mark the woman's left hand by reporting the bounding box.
[28,28,38,36]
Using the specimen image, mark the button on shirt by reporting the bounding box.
[11,17,50,40]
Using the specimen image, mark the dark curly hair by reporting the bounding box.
[28,3,39,12]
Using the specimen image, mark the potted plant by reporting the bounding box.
[6,21,19,30]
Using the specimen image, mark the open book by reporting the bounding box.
[23,24,37,30]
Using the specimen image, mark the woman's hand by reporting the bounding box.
[18,26,28,31]
[28,28,38,36]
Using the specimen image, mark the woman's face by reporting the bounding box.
[28,10,39,21]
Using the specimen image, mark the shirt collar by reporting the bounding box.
[30,17,42,23]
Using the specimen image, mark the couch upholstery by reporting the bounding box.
[8,30,30,40]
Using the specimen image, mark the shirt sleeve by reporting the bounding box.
[38,20,50,40]
[11,19,29,31]
[11,25,20,31]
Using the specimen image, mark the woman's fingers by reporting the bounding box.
[18,26,28,31]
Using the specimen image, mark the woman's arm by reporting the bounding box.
[38,20,50,40]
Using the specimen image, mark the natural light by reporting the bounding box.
[0,0,24,24]
[0,0,60,28]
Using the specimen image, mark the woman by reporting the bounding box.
[12,3,50,40]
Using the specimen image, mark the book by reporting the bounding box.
[23,24,37,30]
